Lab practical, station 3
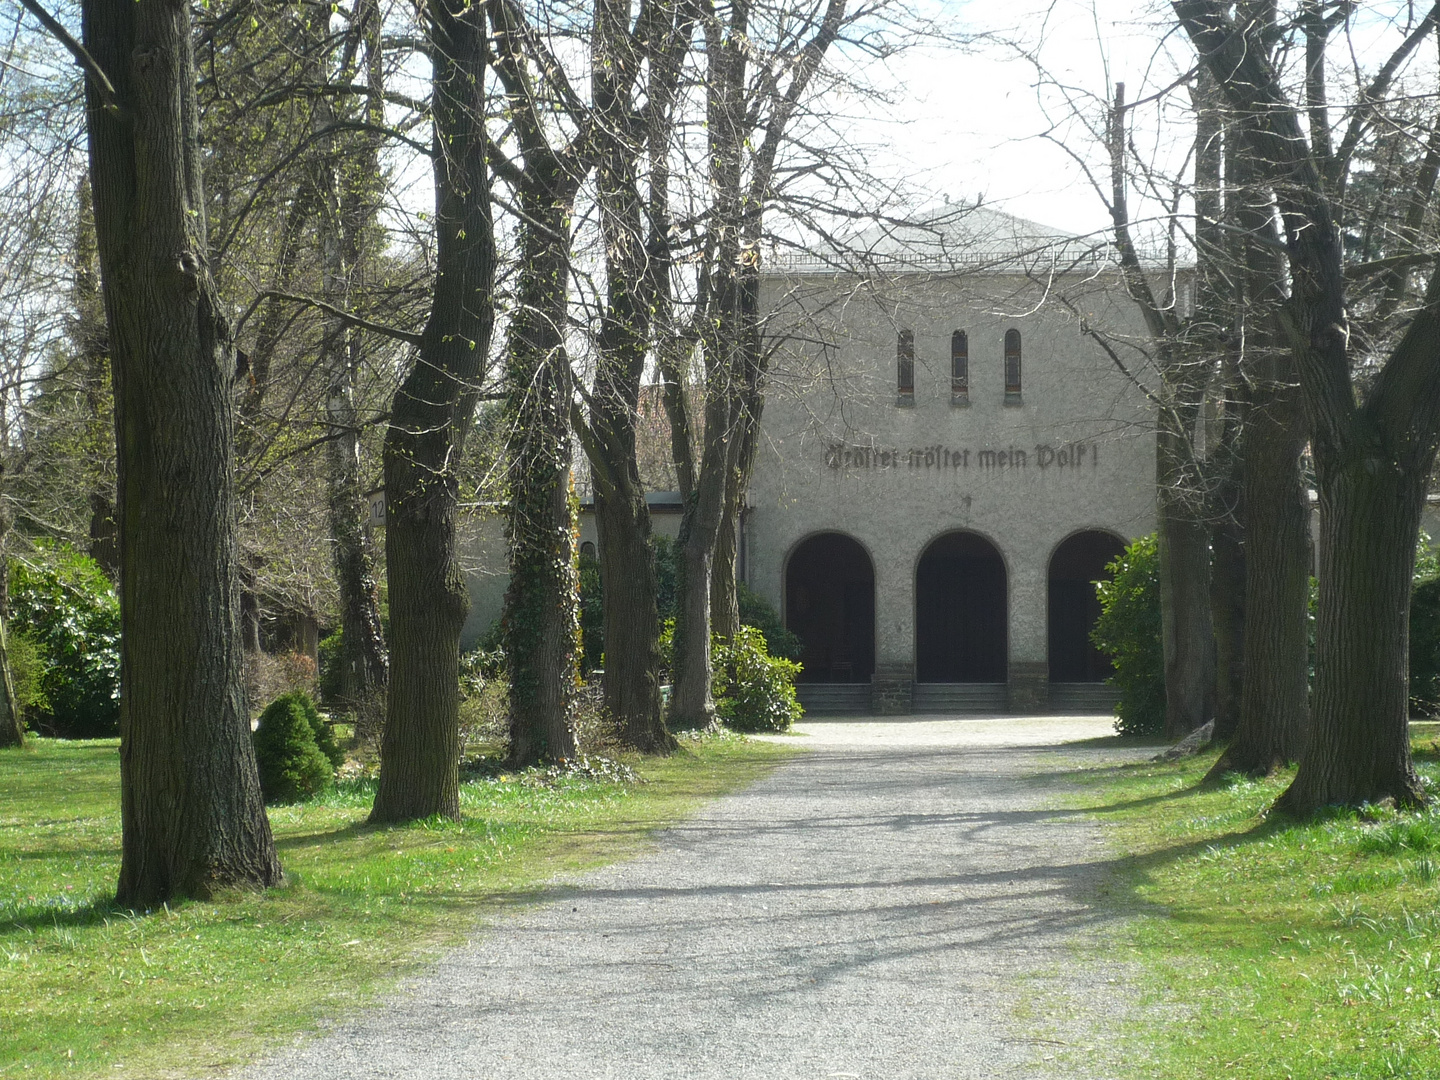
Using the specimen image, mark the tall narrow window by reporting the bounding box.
[950,330,969,405]
[1004,328,1022,401]
[896,329,914,404]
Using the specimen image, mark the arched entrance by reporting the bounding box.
[785,533,875,683]
[915,532,1007,682]
[1047,530,1127,682]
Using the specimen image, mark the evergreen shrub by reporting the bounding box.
[253,691,335,804]
[1091,533,1165,736]
[713,625,803,732]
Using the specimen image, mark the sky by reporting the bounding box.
[841,0,1440,238]
[841,0,1184,236]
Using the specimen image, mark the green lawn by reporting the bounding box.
[0,733,799,1079]
[1080,725,1440,1080]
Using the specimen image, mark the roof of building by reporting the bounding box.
[764,204,1130,277]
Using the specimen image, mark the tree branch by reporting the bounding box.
[18,0,124,117]
[241,290,423,347]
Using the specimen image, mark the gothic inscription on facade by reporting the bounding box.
[824,441,1100,473]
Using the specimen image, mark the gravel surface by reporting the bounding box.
[233,715,1145,1080]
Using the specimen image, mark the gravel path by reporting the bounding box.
[234,715,1143,1080]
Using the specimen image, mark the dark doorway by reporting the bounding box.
[915,532,1007,682]
[1048,531,1127,682]
[785,533,875,683]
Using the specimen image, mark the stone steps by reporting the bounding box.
[1047,682,1119,714]
[795,683,872,715]
[912,682,1009,714]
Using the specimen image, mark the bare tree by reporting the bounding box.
[370,0,496,823]
[1175,0,1440,808]
[488,0,586,766]
[60,0,283,901]
[663,0,848,729]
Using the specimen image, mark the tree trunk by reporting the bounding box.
[1210,401,1311,777]
[85,0,281,903]
[1175,0,1440,809]
[501,188,579,767]
[1209,492,1245,741]
[577,0,686,755]
[370,0,493,824]
[308,15,387,709]
[0,610,23,749]
[326,373,388,705]
[669,398,735,730]
[74,179,120,580]
[594,486,672,751]
[1156,419,1216,739]
[0,481,23,748]
[1277,455,1426,809]
[710,480,741,641]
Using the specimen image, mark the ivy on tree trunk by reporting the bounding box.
[370,0,494,824]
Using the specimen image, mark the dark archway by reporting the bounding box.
[915,532,1007,682]
[1048,530,1127,682]
[785,533,875,683]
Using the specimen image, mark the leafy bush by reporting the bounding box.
[9,544,121,738]
[712,625,802,732]
[737,583,803,661]
[1091,533,1165,737]
[6,629,44,717]
[252,692,335,804]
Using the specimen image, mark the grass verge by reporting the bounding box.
[0,732,799,1079]
[1080,724,1440,1080]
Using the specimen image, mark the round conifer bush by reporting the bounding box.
[253,691,336,804]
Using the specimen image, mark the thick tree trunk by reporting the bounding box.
[1156,420,1215,739]
[1277,457,1426,810]
[579,0,684,755]
[501,188,579,767]
[370,0,493,824]
[1176,0,1440,809]
[1211,409,1310,777]
[594,487,671,751]
[85,0,280,903]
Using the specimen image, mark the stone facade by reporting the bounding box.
[745,210,1159,713]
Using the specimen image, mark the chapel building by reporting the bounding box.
[743,207,1161,715]
[459,207,1165,715]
